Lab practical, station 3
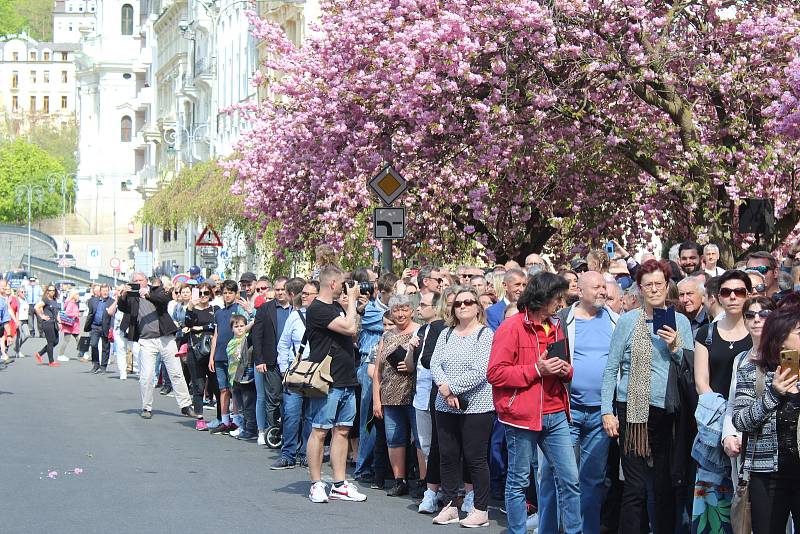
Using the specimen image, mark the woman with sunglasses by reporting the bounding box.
[721,297,776,468]
[184,282,220,430]
[600,260,694,534]
[733,293,800,533]
[430,287,494,528]
[34,285,61,367]
[691,270,753,533]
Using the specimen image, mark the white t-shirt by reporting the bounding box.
[705,266,725,277]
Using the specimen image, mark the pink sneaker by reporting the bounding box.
[195,419,208,431]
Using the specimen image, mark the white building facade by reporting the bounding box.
[74,0,156,275]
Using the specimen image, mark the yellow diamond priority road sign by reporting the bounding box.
[368,165,407,206]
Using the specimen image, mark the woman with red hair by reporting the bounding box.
[601,259,694,534]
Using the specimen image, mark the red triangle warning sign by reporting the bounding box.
[195,226,223,247]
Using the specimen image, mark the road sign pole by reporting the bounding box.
[382,239,392,275]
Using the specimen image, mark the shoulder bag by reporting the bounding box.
[731,364,765,534]
[283,329,333,397]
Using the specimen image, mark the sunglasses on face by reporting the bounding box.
[199,291,211,296]
[753,283,766,294]
[747,265,771,275]
[453,299,478,308]
[744,309,772,320]
[720,287,748,298]
[301,291,318,297]
[256,286,269,292]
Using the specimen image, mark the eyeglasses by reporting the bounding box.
[744,309,772,320]
[418,302,433,308]
[753,283,766,294]
[747,265,771,275]
[641,281,666,291]
[301,291,318,297]
[720,287,748,298]
[453,299,478,308]
[199,291,211,296]
[256,286,269,292]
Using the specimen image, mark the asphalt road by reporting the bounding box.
[0,338,511,534]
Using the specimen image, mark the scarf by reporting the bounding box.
[624,309,653,458]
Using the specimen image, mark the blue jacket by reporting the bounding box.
[691,392,729,483]
[357,299,387,360]
[486,299,508,332]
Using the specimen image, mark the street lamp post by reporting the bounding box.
[46,172,71,277]
[14,183,50,275]
[164,123,209,168]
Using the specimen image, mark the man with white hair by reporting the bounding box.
[703,244,725,276]
[605,281,624,315]
[622,283,641,312]
[678,275,709,337]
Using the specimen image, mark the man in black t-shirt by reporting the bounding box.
[304,265,367,504]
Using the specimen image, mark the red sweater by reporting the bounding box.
[487,312,572,431]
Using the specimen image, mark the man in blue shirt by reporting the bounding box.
[86,284,116,374]
[542,271,618,534]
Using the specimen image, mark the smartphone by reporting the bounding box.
[239,289,247,300]
[652,306,677,334]
[191,288,199,301]
[780,349,800,380]
[605,241,615,258]
[546,339,569,362]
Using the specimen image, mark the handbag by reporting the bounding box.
[192,333,213,358]
[283,331,333,397]
[58,310,77,327]
[77,335,90,353]
[731,364,765,534]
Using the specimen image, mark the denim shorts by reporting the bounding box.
[383,404,419,448]
[307,386,356,430]
[215,363,232,390]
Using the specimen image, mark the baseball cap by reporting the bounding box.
[188,265,201,276]
[570,258,588,272]
[239,272,257,283]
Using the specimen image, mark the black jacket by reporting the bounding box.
[251,301,278,368]
[84,296,115,333]
[117,286,177,342]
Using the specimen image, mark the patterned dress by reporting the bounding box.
[376,330,415,406]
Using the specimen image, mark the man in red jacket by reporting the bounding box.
[487,272,581,534]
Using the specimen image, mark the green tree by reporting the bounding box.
[0,0,24,37]
[0,138,65,223]
[26,119,78,175]
[12,0,51,41]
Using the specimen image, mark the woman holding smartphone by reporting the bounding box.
[733,293,800,534]
[430,287,494,528]
[184,282,219,430]
[600,259,694,534]
[691,270,753,533]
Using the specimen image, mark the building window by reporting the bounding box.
[12,52,18,61]
[121,4,134,35]
[11,71,18,88]
[30,70,36,83]
[12,96,18,111]
[30,96,36,112]
[61,71,68,83]
[29,51,36,61]
[43,71,49,83]
[121,115,132,142]
[61,52,68,61]
[43,51,50,60]
[43,96,49,113]
[61,96,68,109]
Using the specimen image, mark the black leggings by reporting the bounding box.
[436,410,494,511]
[426,387,471,487]
[39,321,59,363]
[750,471,800,534]
[187,350,219,418]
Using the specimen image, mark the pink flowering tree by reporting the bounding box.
[229,0,800,265]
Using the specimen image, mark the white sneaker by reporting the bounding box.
[461,490,474,513]
[229,427,242,438]
[257,430,266,446]
[57,355,70,362]
[329,480,367,502]
[418,488,438,514]
[82,354,90,361]
[309,481,329,503]
[526,512,539,531]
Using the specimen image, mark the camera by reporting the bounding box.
[359,281,375,296]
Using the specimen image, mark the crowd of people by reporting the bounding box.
[2,240,800,534]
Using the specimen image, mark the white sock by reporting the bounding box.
[222,414,231,425]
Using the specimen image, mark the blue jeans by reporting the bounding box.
[280,389,310,462]
[539,405,610,534]
[307,386,356,429]
[355,360,375,478]
[383,404,418,448]
[505,412,581,534]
